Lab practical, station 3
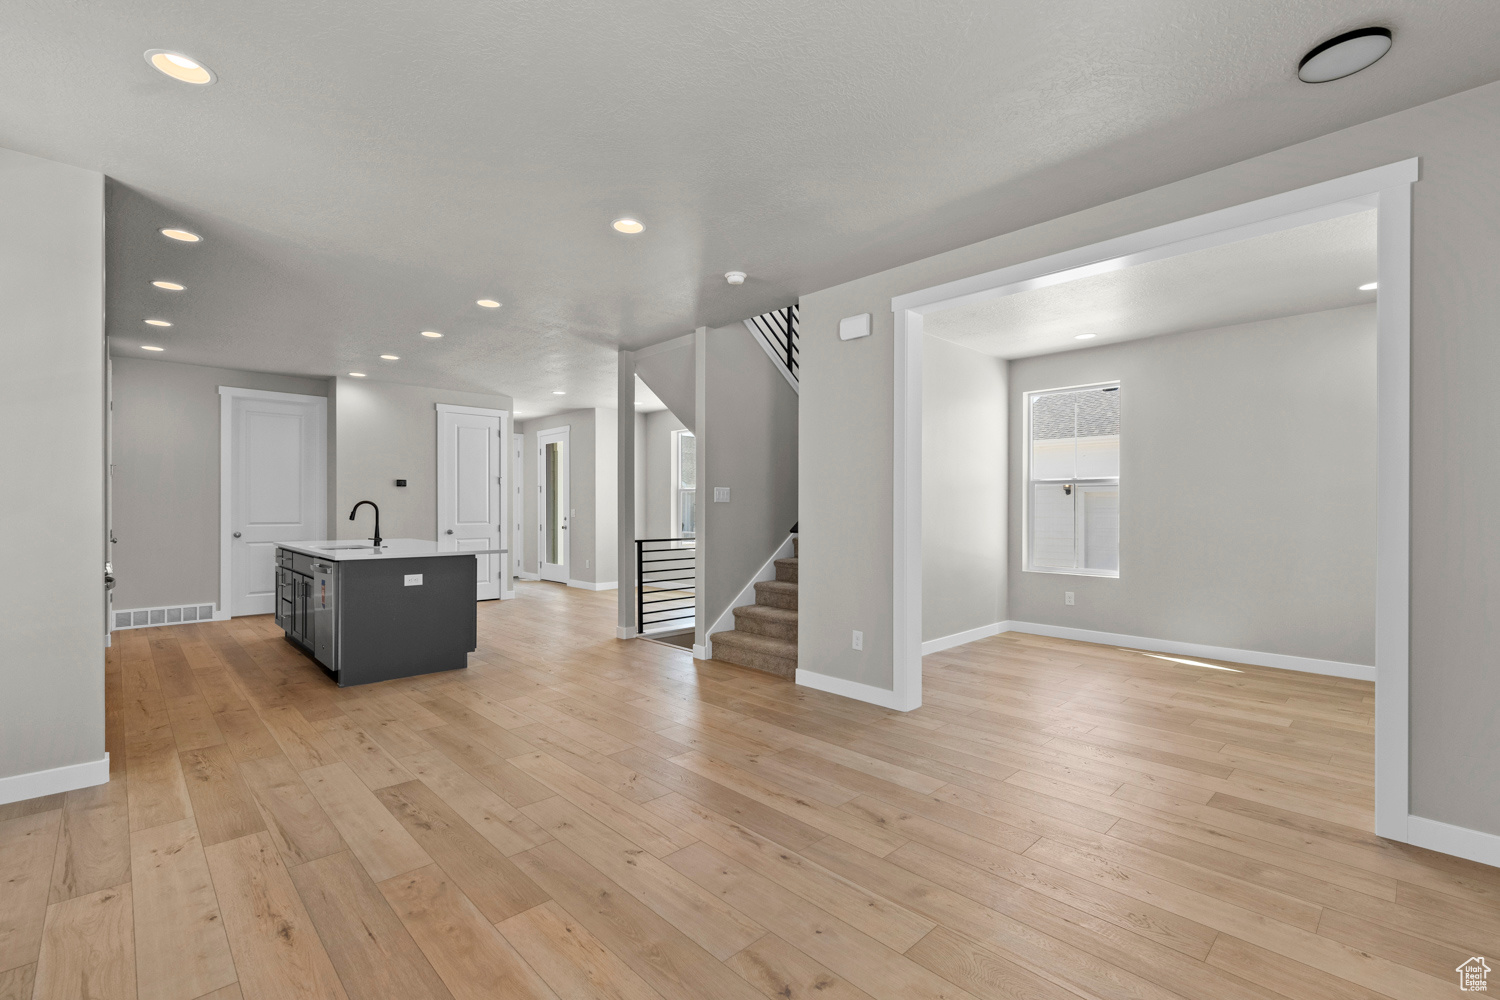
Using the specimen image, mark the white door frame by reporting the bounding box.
[536,426,570,583]
[513,432,525,583]
[218,386,328,620]
[435,403,511,601]
[885,160,1415,844]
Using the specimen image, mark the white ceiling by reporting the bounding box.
[923,210,1377,358]
[3,2,1497,416]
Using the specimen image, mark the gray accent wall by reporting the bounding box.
[518,408,617,585]
[1007,306,1376,665]
[701,323,799,639]
[642,409,687,540]
[111,357,328,609]
[798,79,1500,837]
[329,377,513,543]
[0,147,105,782]
[635,340,695,427]
[922,336,1007,643]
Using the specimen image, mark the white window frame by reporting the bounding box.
[1023,381,1120,578]
[671,428,696,539]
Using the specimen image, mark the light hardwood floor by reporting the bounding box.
[2,580,1495,1000]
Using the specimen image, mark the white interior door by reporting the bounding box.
[224,389,327,617]
[437,405,505,601]
[537,426,569,583]
[512,432,524,581]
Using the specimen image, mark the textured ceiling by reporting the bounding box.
[924,210,1376,357]
[3,1,1498,417]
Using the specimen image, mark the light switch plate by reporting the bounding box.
[852,630,863,651]
[714,487,730,502]
[839,313,871,341]
[405,574,423,587]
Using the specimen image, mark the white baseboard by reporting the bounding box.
[693,642,711,660]
[706,533,797,640]
[615,626,637,639]
[0,754,110,806]
[926,620,1375,682]
[567,579,618,591]
[921,622,1004,656]
[516,571,541,581]
[1406,815,1500,870]
[795,669,918,711]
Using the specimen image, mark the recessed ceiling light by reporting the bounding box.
[144,49,215,85]
[725,271,746,285]
[1360,282,1378,291]
[160,228,201,242]
[152,280,185,291]
[1298,27,1392,84]
[145,318,172,327]
[348,372,367,378]
[421,330,443,338]
[476,299,501,308]
[612,218,644,234]
[141,345,165,351]
[380,354,400,360]
[553,391,566,395]
[1075,333,1097,340]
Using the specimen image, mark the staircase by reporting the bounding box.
[710,537,797,678]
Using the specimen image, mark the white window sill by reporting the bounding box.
[1024,565,1119,579]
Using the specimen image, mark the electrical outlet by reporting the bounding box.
[585,559,590,569]
[404,574,423,587]
[1065,591,1075,606]
[852,630,863,651]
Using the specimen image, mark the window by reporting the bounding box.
[1026,383,1119,576]
[673,429,696,537]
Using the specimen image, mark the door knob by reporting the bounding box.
[232,532,242,538]
[446,529,454,535]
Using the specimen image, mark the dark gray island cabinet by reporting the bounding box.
[275,538,496,686]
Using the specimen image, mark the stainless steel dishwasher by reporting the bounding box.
[309,559,339,673]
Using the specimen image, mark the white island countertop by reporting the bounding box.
[278,538,502,562]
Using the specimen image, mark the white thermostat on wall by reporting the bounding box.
[839,313,871,341]
[404,574,423,587]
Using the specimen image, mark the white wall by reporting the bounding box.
[922,336,1007,643]
[111,357,328,609]
[1007,306,1375,665]
[0,147,106,787]
[798,79,1500,838]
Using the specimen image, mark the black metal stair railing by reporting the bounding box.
[747,303,799,381]
[636,537,696,633]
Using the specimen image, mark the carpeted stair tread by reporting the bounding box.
[710,629,797,678]
[754,579,798,610]
[774,557,798,584]
[732,603,797,640]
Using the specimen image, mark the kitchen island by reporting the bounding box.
[275,538,496,686]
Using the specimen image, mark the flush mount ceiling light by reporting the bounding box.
[552,391,566,395]
[476,299,501,308]
[724,271,746,285]
[141,345,165,351]
[160,228,201,242]
[144,49,216,85]
[1074,333,1097,340]
[380,354,400,360]
[348,372,367,377]
[612,218,644,234]
[1298,27,1392,83]
[420,330,443,338]
[145,318,172,327]
[1360,281,1378,290]
[152,280,185,290]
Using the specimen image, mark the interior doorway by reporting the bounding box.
[219,386,327,617]
[536,425,570,583]
[436,403,507,601]
[887,159,1415,844]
